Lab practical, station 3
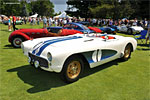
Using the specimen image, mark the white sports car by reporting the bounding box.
[21,33,137,83]
[118,24,144,34]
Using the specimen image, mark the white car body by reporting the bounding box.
[118,24,144,34]
[21,34,137,73]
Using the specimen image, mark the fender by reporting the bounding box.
[8,32,30,43]
[88,27,102,33]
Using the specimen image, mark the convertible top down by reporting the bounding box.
[21,33,137,83]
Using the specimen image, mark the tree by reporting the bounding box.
[31,0,54,16]
[0,0,23,16]
[0,0,54,17]
[90,0,134,19]
[66,0,100,18]
[66,0,149,19]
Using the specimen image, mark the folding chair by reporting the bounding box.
[134,30,147,44]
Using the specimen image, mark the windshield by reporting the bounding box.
[81,25,89,30]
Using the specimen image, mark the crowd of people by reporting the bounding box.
[0,15,149,30]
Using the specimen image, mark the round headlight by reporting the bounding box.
[47,52,52,61]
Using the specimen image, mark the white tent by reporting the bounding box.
[30,13,38,18]
[54,12,72,19]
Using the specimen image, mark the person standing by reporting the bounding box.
[43,16,47,28]
[37,17,40,25]
[8,16,11,31]
[12,16,18,31]
[49,17,52,27]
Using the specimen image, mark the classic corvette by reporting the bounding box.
[118,24,144,34]
[21,33,137,83]
[8,27,83,48]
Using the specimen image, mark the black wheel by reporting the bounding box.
[61,55,84,83]
[127,28,133,34]
[11,36,24,48]
[121,44,132,61]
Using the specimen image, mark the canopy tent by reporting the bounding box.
[54,12,72,19]
[30,13,38,18]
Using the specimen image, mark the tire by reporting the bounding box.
[11,36,24,48]
[121,44,132,61]
[61,55,84,83]
[127,28,133,34]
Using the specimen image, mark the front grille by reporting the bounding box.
[29,53,48,68]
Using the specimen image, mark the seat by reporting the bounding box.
[134,30,148,44]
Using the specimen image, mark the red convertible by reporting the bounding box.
[8,27,83,48]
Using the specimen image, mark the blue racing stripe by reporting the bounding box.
[32,37,71,54]
[33,36,82,56]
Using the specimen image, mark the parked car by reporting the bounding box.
[63,23,102,33]
[3,20,23,25]
[99,27,116,34]
[8,27,83,48]
[118,24,144,34]
[21,33,137,83]
[76,21,90,26]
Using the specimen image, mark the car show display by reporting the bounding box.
[8,23,102,48]
[118,24,144,34]
[21,33,137,83]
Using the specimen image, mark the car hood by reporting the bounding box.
[130,26,144,31]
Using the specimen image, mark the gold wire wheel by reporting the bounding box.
[124,45,131,59]
[67,61,81,79]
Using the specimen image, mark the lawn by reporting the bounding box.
[0,23,150,100]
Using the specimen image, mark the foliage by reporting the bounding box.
[0,0,54,17]
[30,0,54,16]
[66,0,149,19]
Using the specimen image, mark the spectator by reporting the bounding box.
[49,17,53,27]
[146,22,150,44]
[43,16,47,28]
[37,17,40,25]
[143,18,148,28]
[23,17,26,24]
[8,16,11,31]
[12,16,18,31]
[54,18,58,26]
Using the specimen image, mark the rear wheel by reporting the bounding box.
[127,28,133,34]
[121,44,132,61]
[61,55,84,83]
[11,36,24,48]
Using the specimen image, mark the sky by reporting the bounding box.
[50,0,68,13]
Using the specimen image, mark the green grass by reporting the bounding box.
[0,23,150,100]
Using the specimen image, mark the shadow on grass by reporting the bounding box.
[7,65,67,93]
[136,44,150,51]
[0,29,11,32]
[3,44,18,49]
[7,59,120,94]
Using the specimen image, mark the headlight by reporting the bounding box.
[47,52,52,62]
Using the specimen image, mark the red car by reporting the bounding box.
[8,27,83,48]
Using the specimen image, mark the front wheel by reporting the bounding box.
[11,36,24,48]
[121,44,132,61]
[61,55,84,83]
